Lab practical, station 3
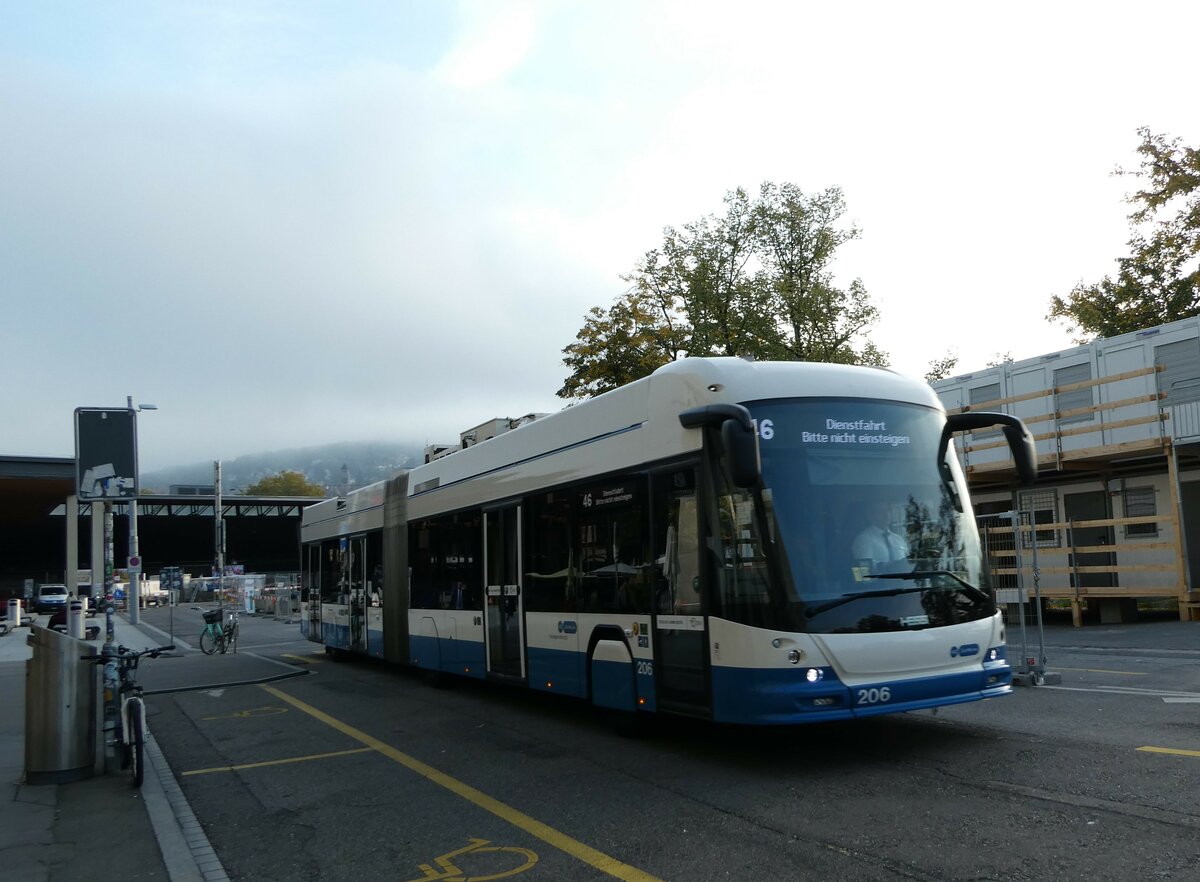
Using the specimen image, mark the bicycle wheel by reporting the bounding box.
[199,628,217,655]
[129,700,145,788]
[228,624,238,654]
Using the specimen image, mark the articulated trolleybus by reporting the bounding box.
[301,357,1036,725]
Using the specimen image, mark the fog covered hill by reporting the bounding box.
[141,441,422,495]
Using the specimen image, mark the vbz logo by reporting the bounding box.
[950,643,980,658]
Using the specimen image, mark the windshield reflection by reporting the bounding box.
[748,398,991,634]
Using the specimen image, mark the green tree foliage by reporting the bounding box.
[1048,128,1200,342]
[924,351,959,383]
[558,182,885,400]
[243,470,326,497]
[753,182,883,364]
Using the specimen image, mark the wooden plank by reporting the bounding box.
[965,437,1170,474]
[990,583,1183,597]
[981,514,1169,532]
[991,564,1175,575]
[964,412,1166,453]
[1009,393,1166,428]
[986,540,1175,557]
[1167,442,1191,619]
[944,365,1162,413]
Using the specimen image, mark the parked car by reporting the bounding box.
[34,583,69,615]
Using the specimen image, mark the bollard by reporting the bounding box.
[7,598,21,628]
[68,599,85,639]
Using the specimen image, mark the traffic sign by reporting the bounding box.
[75,407,138,499]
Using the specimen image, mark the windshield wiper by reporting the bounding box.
[865,570,989,603]
[805,571,989,617]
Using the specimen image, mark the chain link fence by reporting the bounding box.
[978,510,1060,686]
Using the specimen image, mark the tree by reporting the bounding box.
[753,182,883,364]
[1048,128,1200,342]
[556,299,677,399]
[243,470,326,497]
[925,351,959,383]
[559,182,885,399]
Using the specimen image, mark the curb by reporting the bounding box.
[143,729,229,882]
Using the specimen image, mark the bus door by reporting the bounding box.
[652,475,711,715]
[304,544,322,643]
[484,506,525,680]
[349,535,367,653]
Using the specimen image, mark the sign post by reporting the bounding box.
[75,406,138,769]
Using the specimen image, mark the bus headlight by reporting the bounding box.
[805,668,823,682]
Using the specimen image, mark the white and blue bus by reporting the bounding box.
[300,357,1036,724]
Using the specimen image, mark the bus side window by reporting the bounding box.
[651,469,700,615]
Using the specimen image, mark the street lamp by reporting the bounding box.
[127,396,157,625]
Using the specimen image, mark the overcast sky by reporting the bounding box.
[2,1,1197,472]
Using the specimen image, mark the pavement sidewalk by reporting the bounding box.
[0,606,305,882]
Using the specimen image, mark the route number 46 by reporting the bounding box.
[752,418,774,440]
[856,687,891,705]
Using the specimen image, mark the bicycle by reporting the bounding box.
[83,644,174,787]
[196,606,239,655]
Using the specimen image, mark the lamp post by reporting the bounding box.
[127,395,157,625]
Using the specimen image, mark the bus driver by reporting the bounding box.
[851,501,909,567]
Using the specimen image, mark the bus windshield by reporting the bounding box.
[747,397,990,635]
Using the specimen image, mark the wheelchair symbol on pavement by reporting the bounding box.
[406,838,538,881]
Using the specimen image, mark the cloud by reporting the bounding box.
[435,2,537,90]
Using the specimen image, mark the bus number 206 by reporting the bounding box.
[856,687,891,705]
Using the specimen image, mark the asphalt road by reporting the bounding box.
[136,607,1200,882]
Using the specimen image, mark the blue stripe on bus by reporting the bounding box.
[591,656,636,711]
[323,622,350,649]
[527,646,586,697]
[409,633,486,678]
[711,653,1012,724]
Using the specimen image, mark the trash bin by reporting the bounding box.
[25,625,97,784]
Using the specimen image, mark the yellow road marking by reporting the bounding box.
[408,837,538,882]
[282,653,324,665]
[182,746,374,776]
[1056,667,1147,676]
[260,684,664,882]
[202,705,289,721]
[1136,745,1200,758]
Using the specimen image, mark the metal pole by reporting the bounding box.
[103,504,115,647]
[1027,510,1047,676]
[215,460,224,608]
[102,502,118,770]
[127,396,140,624]
[1010,509,1030,676]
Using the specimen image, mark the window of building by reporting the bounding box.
[1155,339,1200,406]
[1018,488,1059,547]
[968,383,1002,441]
[1123,486,1158,537]
[1054,362,1095,425]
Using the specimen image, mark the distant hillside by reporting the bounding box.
[141,441,423,495]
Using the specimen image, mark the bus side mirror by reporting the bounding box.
[679,403,762,489]
[941,412,1038,485]
[722,418,761,488]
